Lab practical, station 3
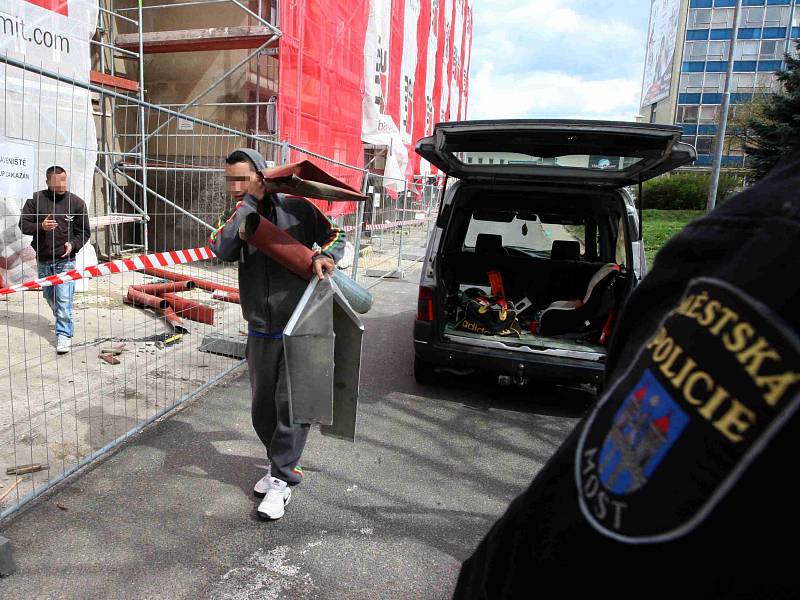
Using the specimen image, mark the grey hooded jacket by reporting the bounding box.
[209,192,346,334]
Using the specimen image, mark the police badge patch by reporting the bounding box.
[576,278,800,543]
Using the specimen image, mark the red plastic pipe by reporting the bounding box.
[131,281,195,295]
[141,267,239,294]
[125,287,169,310]
[162,293,215,325]
[211,290,240,304]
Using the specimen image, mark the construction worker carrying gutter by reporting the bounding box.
[210,148,345,520]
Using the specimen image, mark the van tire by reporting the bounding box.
[414,356,437,385]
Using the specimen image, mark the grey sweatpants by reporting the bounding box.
[246,336,309,485]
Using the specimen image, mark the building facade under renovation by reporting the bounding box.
[0,0,454,522]
[0,0,473,285]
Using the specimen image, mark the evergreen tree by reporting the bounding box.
[739,41,800,180]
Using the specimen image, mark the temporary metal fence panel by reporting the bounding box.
[0,53,440,521]
[0,56,283,520]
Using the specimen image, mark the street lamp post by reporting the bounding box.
[707,0,743,213]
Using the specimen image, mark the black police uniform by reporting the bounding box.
[454,153,800,599]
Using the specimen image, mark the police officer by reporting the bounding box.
[453,151,800,599]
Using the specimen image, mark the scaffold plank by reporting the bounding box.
[115,26,278,54]
[89,70,139,93]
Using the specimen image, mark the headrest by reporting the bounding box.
[551,240,581,261]
[475,234,503,254]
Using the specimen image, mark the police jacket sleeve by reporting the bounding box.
[208,195,258,262]
[312,203,346,263]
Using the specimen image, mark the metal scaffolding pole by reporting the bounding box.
[126,37,278,155]
[137,2,149,252]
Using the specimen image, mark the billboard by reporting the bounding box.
[641,0,680,107]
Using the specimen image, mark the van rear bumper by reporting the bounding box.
[414,321,605,383]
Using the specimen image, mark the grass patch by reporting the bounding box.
[642,209,703,268]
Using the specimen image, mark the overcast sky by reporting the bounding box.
[468,0,652,122]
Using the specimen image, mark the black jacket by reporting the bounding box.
[19,190,90,263]
[209,193,346,334]
[454,154,800,599]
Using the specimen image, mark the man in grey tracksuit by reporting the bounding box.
[210,149,345,520]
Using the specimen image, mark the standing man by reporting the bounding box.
[210,149,345,520]
[19,166,90,354]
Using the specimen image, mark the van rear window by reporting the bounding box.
[463,212,586,256]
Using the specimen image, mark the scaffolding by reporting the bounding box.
[89,0,283,259]
[0,1,442,530]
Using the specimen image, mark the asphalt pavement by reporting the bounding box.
[0,274,594,599]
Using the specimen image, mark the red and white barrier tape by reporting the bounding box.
[0,246,215,296]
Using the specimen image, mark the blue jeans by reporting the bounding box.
[38,259,75,338]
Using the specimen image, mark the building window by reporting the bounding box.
[703,73,724,92]
[764,6,788,27]
[678,105,700,123]
[477,158,484,164]
[687,41,709,59]
[689,9,713,28]
[680,72,706,93]
[707,40,730,58]
[744,7,765,26]
[699,106,719,123]
[760,39,780,59]
[711,8,734,27]
[732,72,756,92]
[755,72,777,92]
[725,137,744,157]
[696,136,715,154]
[467,156,473,163]
[734,40,760,60]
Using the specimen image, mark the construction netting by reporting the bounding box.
[278,0,473,200]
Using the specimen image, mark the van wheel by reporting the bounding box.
[414,356,437,385]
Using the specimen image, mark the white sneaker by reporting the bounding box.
[56,335,71,354]
[253,466,272,497]
[257,477,291,520]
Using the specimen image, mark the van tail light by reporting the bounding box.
[417,286,434,322]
